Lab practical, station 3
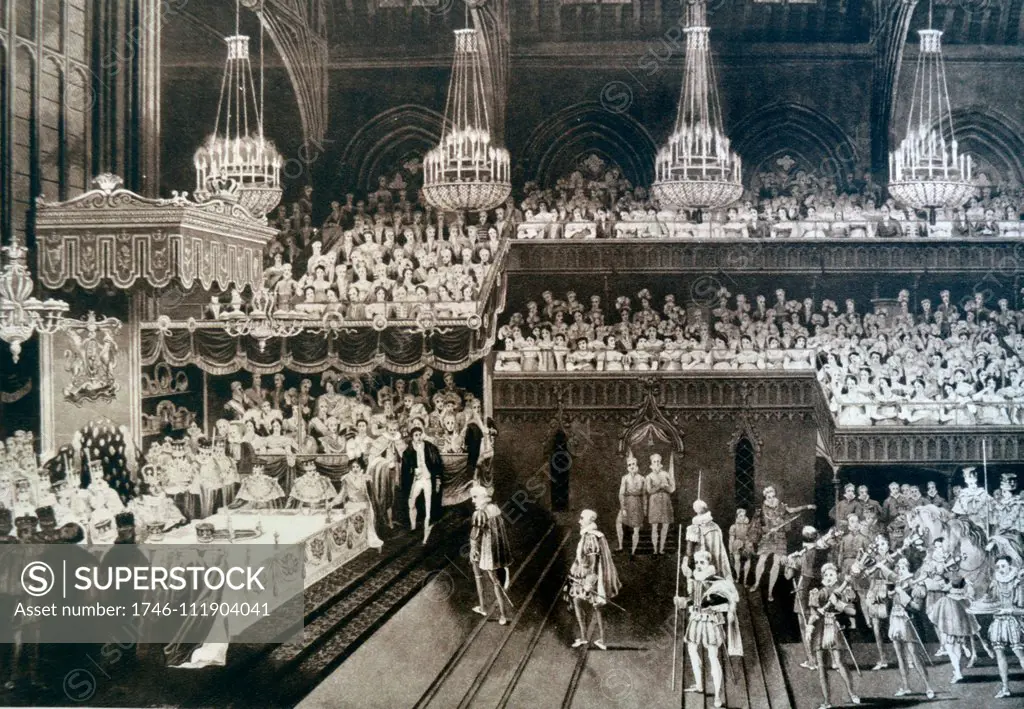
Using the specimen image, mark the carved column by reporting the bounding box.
[90,0,162,196]
[869,0,919,186]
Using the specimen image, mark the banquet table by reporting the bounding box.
[158,505,371,588]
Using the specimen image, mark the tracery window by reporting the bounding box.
[735,435,756,513]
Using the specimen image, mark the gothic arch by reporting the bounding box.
[520,102,657,188]
[337,105,444,193]
[734,436,756,514]
[938,107,1024,186]
[731,103,860,191]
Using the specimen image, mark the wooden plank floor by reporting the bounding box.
[746,590,795,709]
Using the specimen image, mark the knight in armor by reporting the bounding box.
[673,549,742,708]
[568,509,620,650]
[615,452,646,554]
[951,466,992,529]
[807,563,860,709]
[469,484,513,625]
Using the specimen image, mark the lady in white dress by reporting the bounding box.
[333,458,384,549]
[601,334,626,371]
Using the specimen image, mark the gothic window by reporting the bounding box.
[550,428,571,512]
[735,435,756,513]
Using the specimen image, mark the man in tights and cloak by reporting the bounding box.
[685,499,733,580]
[469,484,514,624]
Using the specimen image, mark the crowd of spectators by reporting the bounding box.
[497,287,1024,426]
[512,156,1024,239]
[210,171,515,321]
[216,368,490,460]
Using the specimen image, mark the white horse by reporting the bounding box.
[905,504,1002,594]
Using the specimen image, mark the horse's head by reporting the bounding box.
[907,504,947,542]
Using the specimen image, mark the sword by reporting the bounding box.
[907,616,933,667]
[672,523,683,691]
[765,510,811,536]
[837,624,861,677]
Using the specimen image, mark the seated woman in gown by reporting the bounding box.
[332,458,384,550]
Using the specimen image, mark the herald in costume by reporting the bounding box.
[750,484,815,600]
[918,545,977,682]
[983,555,1024,699]
[685,499,731,580]
[807,563,860,709]
[616,451,646,554]
[848,533,894,670]
[400,427,444,544]
[729,508,752,585]
[645,453,675,555]
[674,549,742,708]
[886,557,935,699]
[784,525,830,670]
[469,485,514,624]
[568,509,620,650]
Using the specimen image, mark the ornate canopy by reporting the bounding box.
[34,175,276,292]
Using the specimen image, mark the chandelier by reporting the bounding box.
[0,237,69,363]
[221,289,319,352]
[888,6,972,211]
[422,28,511,213]
[652,0,742,212]
[193,1,281,220]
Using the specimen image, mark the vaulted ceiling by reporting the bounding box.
[164,0,1024,68]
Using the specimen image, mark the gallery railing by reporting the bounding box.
[516,218,1024,240]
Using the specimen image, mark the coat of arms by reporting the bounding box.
[62,311,123,405]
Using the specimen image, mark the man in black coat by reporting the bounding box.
[401,427,445,544]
